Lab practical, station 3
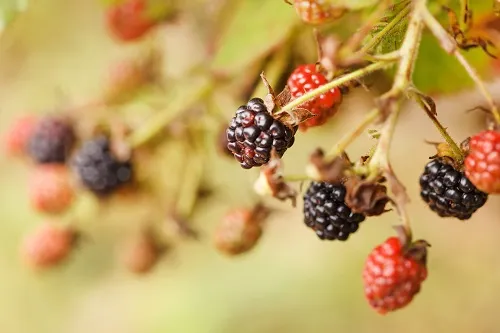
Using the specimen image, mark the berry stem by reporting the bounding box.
[126,77,212,148]
[279,61,395,114]
[176,144,204,220]
[282,174,311,182]
[421,7,500,125]
[420,103,465,164]
[357,2,412,56]
[367,0,427,234]
[325,108,380,160]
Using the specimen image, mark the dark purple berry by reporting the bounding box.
[303,181,366,241]
[226,98,297,169]
[419,159,487,220]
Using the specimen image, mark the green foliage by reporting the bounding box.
[0,0,28,34]
[370,1,409,54]
[413,32,491,94]
[211,0,298,76]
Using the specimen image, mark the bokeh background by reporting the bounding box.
[0,1,500,333]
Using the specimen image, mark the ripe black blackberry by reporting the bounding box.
[303,181,366,241]
[28,116,75,163]
[72,136,132,195]
[420,159,487,220]
[226,98,297,169]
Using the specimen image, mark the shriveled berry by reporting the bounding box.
[226,98,297,169]
[29,164,75,214]
[28,116,75,164]
[3,115,38,156]
[303,181,366,241]
[287,64,342,131]
[465,130,500,194]
[22,224,77,269]
[214,207,266,256]
[363,237,428,314]
[123,231,165,274]
[72,136,133,195]
[420,159,487,220]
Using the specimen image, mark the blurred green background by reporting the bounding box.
[1,1,500,333]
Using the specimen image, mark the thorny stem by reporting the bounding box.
[367,0,427,235]
[421,7,500,125]
[279,61,395,114]
[358,2,412,55]
[419,101,465,164]
[325,108,380,160]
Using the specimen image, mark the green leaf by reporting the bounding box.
[0,0,28,34]
[370,1,410,54]
[211,0,298,76]
[413,32,492,94]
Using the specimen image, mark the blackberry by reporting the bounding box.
[226,98,297,169]
[303,181,366,241]
[28,117,75,163]
[420,159,488,220]
[72,136,133,195]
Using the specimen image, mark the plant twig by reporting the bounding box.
[421,6,500,124]
[126,77,212,148]
[325,108,380,160]
[367,0,427,235]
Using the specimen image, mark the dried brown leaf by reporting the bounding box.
[308,148,350,183]
[254,150,297,206]
[344,177,391,216]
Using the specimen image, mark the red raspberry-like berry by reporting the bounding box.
[465,130,500,194]
[22,224,77,269]
[3,116,37,156]
[287,64,342,131]
[292,0,345,25]
[363,237,428,314]
[106,0,155,42]
[28,164,75,214]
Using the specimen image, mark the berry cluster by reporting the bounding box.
[4,0,500,320]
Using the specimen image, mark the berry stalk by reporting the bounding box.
[325,108,380,160]
[421,7,500,125]
[367,0,428,234]
[127,77,212,148]
[278,61,395,114]
[420,104,465,164]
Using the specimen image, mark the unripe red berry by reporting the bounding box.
[363,236,428,314]
[287,64,342,131]
[3,115,38,156]
[106,0,156,42]
[22,224,77,269]
[28,164,75,214]
[465,130,500,194]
